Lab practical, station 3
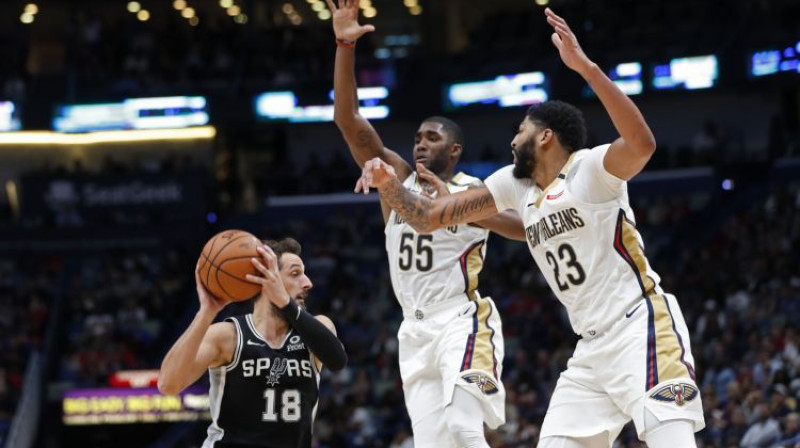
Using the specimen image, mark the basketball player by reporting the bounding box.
[355,8,704,448]
[326,1,526,447]
[158,238,346,448]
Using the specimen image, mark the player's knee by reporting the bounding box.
[444,401,487,448]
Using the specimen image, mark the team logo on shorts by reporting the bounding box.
[649,383,699,406]
[462,372,499,395]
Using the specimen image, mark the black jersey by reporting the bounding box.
[203,314,320,448]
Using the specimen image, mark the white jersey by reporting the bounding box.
[485,145,662,337]
[386,172,490,312]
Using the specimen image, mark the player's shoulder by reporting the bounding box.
[208,319,238,344]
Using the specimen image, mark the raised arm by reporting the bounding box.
[546,8,656,180]
[328,0,412,176]
[158,268,234,395]
[356,158,501,233]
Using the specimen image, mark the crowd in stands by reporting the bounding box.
[56,249,193,387]
[0,255,60,440]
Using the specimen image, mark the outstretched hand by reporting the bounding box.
[416,162,450,198]
[354,157,397,194]
[326,0,375,42]
[545,8,594,76]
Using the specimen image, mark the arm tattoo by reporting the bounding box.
[380,180,494,231]
[440,190,494,224]
[380,179,434,231]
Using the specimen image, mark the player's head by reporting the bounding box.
[414,116,464,176]
[264,237,313,307]
[510,100,586,179]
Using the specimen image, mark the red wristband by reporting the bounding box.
[336,38,356,48]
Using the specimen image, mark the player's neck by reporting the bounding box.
[533,149,570,189]
[252,303,291,345]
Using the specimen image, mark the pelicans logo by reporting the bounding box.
[461,372,499,395]
[649,383,699,406]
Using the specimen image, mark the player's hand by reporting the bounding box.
[326,0,375,42]
[247,245,292,308]
[195,260,228,315]
[416,162,450,198]
[545,8,595,77]
[354,157,397,194]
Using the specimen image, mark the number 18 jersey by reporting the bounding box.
[485,145,663,337]
[386,172,490,311]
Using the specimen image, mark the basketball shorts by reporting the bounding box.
[540,293,705,444]
[398,295,506,448]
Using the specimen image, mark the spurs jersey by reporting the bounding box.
[486,145,662,337]
[203,314,320,448]
[386,172,490,311]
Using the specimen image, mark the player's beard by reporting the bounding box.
[294,291,308,309]
[513,138,537,179]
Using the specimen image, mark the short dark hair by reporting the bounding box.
[526,101,587,153]
[422,116,464,146]
[264,237,302,268]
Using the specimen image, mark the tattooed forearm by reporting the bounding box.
[440,190,494,224]
[380,178,436,232]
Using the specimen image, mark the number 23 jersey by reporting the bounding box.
[485,145,662,337]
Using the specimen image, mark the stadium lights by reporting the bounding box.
[409,5,422,15]
[227,5,240,16]
[234,14,248,24]
[189,15,200,26]
[220,0,233,7]
[137,10,150,21]
[360,0,371,8]
[311,2,325,12]
[181,7,195,18]
[363,6,376,17]
[173,0,186,10]
[318,9,331,20]
[20,3,38,24]
[0,126,217,146]
[535,0,549,6]
[127,1,141,13]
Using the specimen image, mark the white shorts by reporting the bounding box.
[541,293,705,444]
[398,295,506,448]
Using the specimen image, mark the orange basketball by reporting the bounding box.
[198,229,262,302]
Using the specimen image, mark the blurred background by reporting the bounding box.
[0,0,797,447]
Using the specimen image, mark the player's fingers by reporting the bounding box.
[251,257,269,275]
[361,25,375,34]
[244,274,266,285]
[551,32,563,50]
[325,0,336,13]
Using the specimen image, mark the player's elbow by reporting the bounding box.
[634,133,657,157]
[157,374,182,396]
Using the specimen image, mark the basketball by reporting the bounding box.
[198,229,263,302]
